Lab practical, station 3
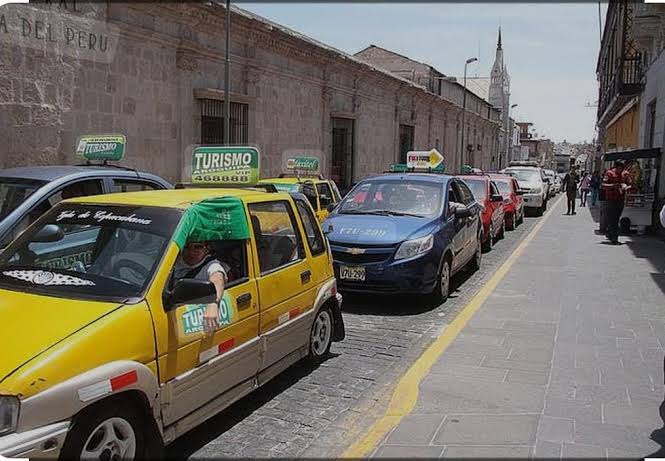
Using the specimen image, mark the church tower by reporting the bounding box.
[488,28,511,167]
[488,28,505,109]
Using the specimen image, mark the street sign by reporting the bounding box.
[75,134,126,162]
[286,156,320,173]
[406,148,444,170]
[192,146,260,185]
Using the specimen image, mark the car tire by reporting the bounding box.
[429,257,451,305]
[498,219,506,239]
[467,233,482,272]
[60,398,148,461]
[482,225,493,252]
[308,305,333,365]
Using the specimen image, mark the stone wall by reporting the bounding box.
[1,1,500,184]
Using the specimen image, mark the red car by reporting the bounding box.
[488,173,525,230]
[458,175,505,252]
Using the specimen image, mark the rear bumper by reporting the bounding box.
[0,421,70,459]
[522,194,544,208]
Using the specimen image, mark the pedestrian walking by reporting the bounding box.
[590,171,601,206]
[562,166,580,215]
[601,160,631,245]
[579,171,591,207]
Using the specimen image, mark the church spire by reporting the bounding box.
[498,27,502,50]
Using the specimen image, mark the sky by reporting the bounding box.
[239,2,607,144]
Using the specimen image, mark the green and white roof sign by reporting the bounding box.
[287,156,320,172]
[192,146,260,185]
[76,134,126,161]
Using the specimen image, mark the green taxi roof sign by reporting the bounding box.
[192,146,260,186]
[389,163,445,174]
[76,134,126,162]
[286,156,320,173]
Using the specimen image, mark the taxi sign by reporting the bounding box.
[406,148,444,170]
[389,163,445,174]
[76,134,126,161]
[192,146,260,185]
[287,156,320,172]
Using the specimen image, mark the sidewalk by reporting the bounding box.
[370,198,665,459]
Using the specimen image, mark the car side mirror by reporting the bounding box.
[30,224,64,243]
[454,206,472,219]
[164,278,216,311]
[491,194,504,202]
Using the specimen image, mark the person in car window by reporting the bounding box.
[174,240,230,333]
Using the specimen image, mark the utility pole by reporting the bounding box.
[224,0,231,146]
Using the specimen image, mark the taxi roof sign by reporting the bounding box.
[406,148,444,170]
[192,146,260,186]
[388,163,445,174]
[76,134,126,162]
[286,156,320,174]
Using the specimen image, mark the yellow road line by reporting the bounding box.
[342,194,564,458]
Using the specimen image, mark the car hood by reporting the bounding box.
[0,289,122,383]
[324,213,434,246]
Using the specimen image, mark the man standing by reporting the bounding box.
[601,160,630,245]
[562,166,580,215]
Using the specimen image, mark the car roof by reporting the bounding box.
[64,188,284,209]
[366,173,451,184]
[0,165,148,181]
[457,174,490,182]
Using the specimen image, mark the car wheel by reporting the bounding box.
[429,257,451,305]
[308,305,333,365]
[60,399,147,461]
[498,219,506,239]
[506,213,516,231]
[482,225,493,252]
[467,233,482,272]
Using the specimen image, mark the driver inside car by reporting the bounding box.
[173,240,230,333]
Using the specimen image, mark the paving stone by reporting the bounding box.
[441,445,532,458]
[383,414,445,445]
[373,445,444,458]
[427,363,508,382]
[534,440,562,458]
[562,442,607,458]
[537,416,574,443]
[432,414,539,445]
[481,357,552,373]
[574,421,660,452]
[544,397,602,424]
[603,401,663,429]
[504,369,550,385]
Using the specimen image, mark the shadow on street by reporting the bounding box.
[166,356,333,459]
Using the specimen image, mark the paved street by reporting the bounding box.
[167,196,545,458]
[368,197,665,459]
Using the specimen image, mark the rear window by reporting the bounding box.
[0,177,47,221]
[463,179,487,201]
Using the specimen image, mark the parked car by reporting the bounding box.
[488,173,525,230]
[458,175,506,252]
[323,172,482,304]
[0,186,344,459]
[553,175,563,194]
[503,166,549,216]
[259,174,342,223]
[0,166,172,252]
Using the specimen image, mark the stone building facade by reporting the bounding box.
[0,1,501,189]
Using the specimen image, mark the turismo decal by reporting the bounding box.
[180,292,236,335]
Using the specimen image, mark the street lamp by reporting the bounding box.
[224,0,231,146]
[460,57,478,169]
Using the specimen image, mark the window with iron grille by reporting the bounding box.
[399,124,415,164]
[200,99,248,145]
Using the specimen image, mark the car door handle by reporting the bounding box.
[236,293,252,308]
[300,270,312,284]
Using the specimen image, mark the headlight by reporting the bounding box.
[0,396,19,436]
[394,235,434,261]
[530,187,542,194]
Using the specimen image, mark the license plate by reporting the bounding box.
[340,265,366,281]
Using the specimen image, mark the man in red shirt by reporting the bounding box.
[601,160,631,245]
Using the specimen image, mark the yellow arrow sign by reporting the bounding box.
[407,148,444,169]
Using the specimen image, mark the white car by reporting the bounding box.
[503,167,549,216]
[544,170,557,197]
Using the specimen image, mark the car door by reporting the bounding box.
[445,181,467,271]
[315,182,335,222]
[248,199,316,377]
[456,180,479,260]
[489,181,503,229]
[149,237,260,426]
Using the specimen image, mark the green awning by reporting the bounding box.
[173,197,250,249]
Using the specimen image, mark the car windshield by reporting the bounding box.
[462,179,487,201]
[495,180,512,196]
[338,180,442,218]
[0,203,181,302]
[505,169,540,183]
[0,177,47,221]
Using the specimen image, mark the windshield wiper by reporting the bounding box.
[365,210,425,218]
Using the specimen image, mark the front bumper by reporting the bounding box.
[0,421,70,459]
[333,252,439,294]
[522,193,544,208]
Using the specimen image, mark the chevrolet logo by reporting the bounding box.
[346,248,366,255]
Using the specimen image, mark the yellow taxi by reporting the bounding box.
[0,149,344,459]
[258,175,342,222]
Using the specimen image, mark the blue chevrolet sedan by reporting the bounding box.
[0,166,171,251]
[323,173,483,303]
